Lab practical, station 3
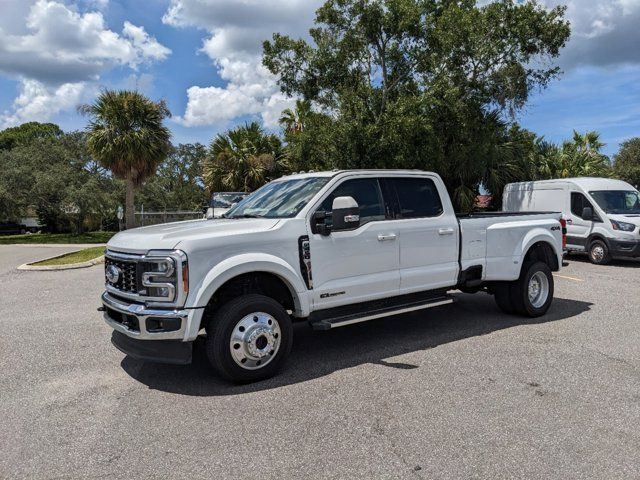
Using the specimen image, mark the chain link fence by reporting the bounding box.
[133,209,203,227]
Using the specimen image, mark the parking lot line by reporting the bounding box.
[553,273,584,282]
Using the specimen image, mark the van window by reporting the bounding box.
[570,192,594,217]
[319,178,386,228]
[391,178,443,218]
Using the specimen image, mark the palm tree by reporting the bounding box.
[279,100,312,135]
[80,90,171,229]
[203,122,283,193]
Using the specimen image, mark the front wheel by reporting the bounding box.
[588,239,611,265]
[205,294,293,383]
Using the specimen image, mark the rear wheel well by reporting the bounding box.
[524,241,559,272]
[201,272,295,329]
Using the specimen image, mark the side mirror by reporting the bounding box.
[332,196,360,230]
[582,206,593,221]
[206,207,215,220]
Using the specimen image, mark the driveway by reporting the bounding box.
[0,245,638,479]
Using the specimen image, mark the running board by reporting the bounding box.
[309,292,453,330]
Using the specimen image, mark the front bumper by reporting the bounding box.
[111,331,192,365]
[610,238,640,258]
[101,291,189,340]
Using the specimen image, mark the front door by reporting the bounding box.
[567,191,595,250]
[307,177,400,309]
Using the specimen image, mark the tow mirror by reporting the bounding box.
[332,196,360,230]
[582,206,594,221]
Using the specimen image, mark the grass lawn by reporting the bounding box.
[0,231,115,245]
[30,246,106,266]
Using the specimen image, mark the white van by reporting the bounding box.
[503,177,640,264]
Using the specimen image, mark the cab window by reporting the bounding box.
[390,177,443,218]
[319,178,386,228]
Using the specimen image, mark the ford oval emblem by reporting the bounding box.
[106,264,121,284]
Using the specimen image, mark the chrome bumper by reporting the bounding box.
[101,291,188,340]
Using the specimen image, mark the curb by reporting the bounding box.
[6,243,107,248]
[18,255,105,271]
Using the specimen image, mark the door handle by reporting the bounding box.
[438,228,455,235]
[377,234,397,242]
[566,219,573,224]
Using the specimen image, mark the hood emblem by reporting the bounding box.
[106,264,121,284]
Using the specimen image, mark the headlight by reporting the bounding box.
[141,250,188,304]
[611,220,636,232]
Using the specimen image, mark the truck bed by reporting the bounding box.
[457,211,563,282]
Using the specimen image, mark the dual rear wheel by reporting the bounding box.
[494,261,554,317]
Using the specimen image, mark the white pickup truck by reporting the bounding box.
[101,170,565,382]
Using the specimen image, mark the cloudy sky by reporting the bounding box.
[0,0,638,156]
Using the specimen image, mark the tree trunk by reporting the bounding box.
[125,172,136,230]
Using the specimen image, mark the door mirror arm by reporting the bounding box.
[313,211,332,236]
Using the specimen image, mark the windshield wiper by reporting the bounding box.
[227,213,265,219]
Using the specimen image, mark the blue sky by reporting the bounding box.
[1,0,639,158]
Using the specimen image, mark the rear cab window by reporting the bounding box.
[388,177,443,218]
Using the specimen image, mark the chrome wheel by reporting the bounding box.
[229,312,281,370]
[528,271,549,308]
[591,244,605,262]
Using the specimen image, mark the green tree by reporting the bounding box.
[203,122,284,193]
[279,99,313,134]
[0,132,120,231]
[80,90,172,229]
[138,143,207,211]
[0,122,63,150]
[539,131,611,179]
[264,0,570,210]
[613,138,640,188]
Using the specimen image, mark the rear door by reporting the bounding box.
[385,176,459,293]
[567,191,596,250]
[307,177,400,309]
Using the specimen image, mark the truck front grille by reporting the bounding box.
[105,252,140,295]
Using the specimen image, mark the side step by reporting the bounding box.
[309,290,453,330]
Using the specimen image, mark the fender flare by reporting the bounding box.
[518,229,562,271]
[191,253,308,314]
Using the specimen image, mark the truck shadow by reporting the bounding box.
[120,293,592,396]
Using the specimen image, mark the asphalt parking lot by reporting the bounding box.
[1,245,639,479]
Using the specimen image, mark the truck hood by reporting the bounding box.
[107,218,281,253]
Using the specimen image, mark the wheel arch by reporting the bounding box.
[523,240,560,272]
[185,254,309,340]
[520,229,561,272]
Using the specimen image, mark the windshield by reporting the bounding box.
[211,193,248,208]
[225,177,330,219]
[589,190,640,214]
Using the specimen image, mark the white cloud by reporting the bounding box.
[551,0,640,69]
[0,79,90,128]
[0,0,171,84]
[164,0,322,127]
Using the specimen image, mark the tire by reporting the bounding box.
[494,282,516,314]
[588,239,611,265]
[510,261,554,317]
[205,294,293,383]
[459,286,481,294]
